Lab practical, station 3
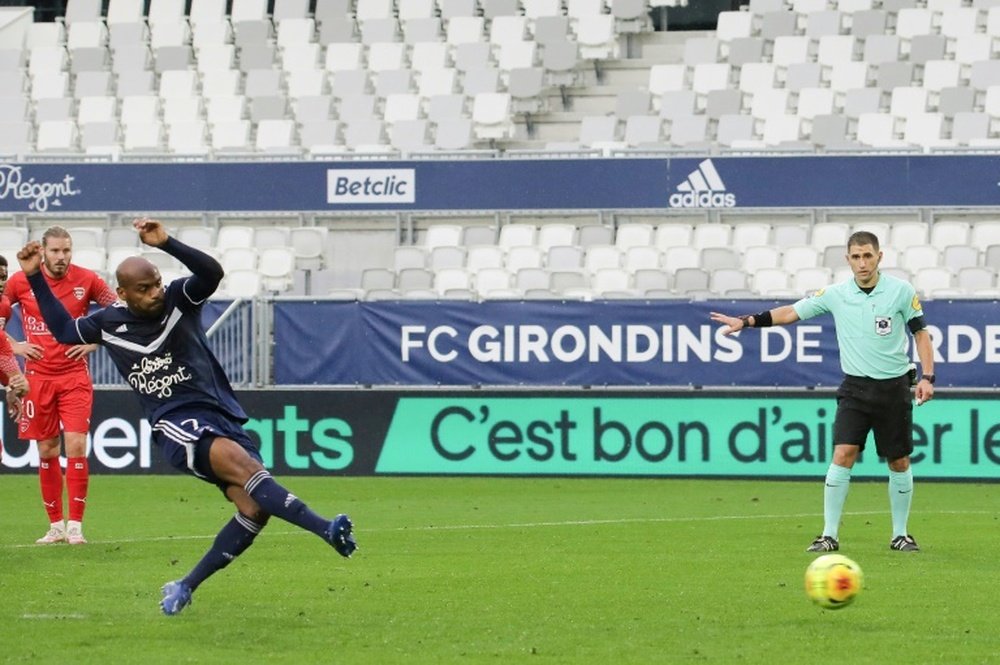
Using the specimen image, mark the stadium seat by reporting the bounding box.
[751,268,791,295]
[397,267,434,292]
[289,227,328,270]
[176,227,215,250]
[930,221,971,247]
[742,245,781,274]
[793,267,834,295]
[219,269,263,298]
[474,267,513,298]
[957,267,995,293]
[663,246,700,271]
[782,245,821,272]
[515,267,552,292]
[466,245,505,273]
[258,247,297,292]
[546,245,585,270]
[429,245,467,271]
[505,245,544,272]
[913,267,954,297]
[433,267,473,295]
[692,224,732,250]
[622,246,660,273]
[584,245,622,274]
[221,247,259,272]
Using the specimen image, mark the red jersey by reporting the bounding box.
[6,265,117,376]
[0,296,18,383]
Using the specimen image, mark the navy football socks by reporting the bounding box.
[244,470,329,538]
[184,513,261,591]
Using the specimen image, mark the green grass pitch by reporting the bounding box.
[1,475,997,664]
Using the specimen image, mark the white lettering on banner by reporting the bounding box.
[925,324,1000,364]
[552,326,587,362]
[0,164,81,212]
[402,325,459,361]
[946,324,981,363]
[0,419,153,470]
[404,324,752,364]
[986,326,1000,362]
[326,168,416,204]
[668,159,737,209]
[92,418,154,469]
[761,327,823,363]
[402,322,1000,367]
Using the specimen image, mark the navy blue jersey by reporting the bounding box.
[27,238,247,426]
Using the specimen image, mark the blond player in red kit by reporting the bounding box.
[6,226,117,544]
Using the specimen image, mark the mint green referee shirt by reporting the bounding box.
[792,272,924,379]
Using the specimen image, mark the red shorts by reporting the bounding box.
[19,371,94,441]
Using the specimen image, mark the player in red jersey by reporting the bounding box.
[5,226,117,545]
[0,254,30,463]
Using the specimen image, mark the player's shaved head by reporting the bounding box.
[116,256,166,318]
[116,256,157,288]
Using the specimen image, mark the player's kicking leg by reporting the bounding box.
[161,488,267,616]
[160,437,355,616]
[209,437,357,557]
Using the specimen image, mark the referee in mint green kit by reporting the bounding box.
[711,231,935,553]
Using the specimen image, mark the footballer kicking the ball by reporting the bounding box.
[17,218,356,616]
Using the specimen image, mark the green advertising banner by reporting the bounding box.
[4,390,998,480]
[377,396,1000,480]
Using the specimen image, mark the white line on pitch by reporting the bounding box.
[21,613,86,620]
[0,509,991,549]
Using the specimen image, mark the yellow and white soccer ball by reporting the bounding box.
[805,554,863,609]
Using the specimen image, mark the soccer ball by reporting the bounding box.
[804,554,863,609]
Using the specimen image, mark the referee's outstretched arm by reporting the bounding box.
[709,305,800,336]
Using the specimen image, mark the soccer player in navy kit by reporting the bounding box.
[16,218,356,616]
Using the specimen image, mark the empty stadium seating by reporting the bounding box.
[15,0,1000,156]
[1,2,999,301]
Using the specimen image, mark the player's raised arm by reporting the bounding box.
[710,305,801,336]
[133,217,223,300]
[16,242,99,345]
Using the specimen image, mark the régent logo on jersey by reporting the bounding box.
[326,168,416,204]
[669,159,736,209]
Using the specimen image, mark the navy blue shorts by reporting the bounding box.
[151,407,262,488]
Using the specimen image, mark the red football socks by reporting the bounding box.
[66,457,89,522]
[38,458,64,523]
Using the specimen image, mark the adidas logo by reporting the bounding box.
[669,158,736,209]
[115,324,128,333]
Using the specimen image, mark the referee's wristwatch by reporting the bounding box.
[920,374,936,384]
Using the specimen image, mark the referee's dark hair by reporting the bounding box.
[847,230,880,251]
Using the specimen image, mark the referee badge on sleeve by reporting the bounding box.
[875,316,892,336]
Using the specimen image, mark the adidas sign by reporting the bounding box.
[669,159,736,208]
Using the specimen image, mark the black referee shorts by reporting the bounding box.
[833,373,914,461]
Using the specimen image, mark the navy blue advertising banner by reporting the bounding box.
[272,299,1000,387]
[4,155,1000,213]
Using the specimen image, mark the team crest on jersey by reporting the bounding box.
[912,295,922,311]
[73,286,85,300]
[875,316,892,336]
